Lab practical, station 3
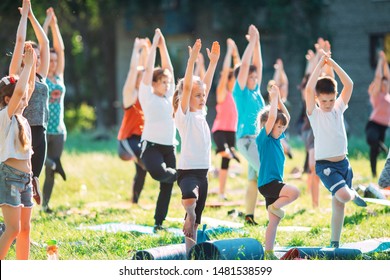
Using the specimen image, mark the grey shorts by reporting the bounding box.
[0,162,33,208]
[378,159,390,188]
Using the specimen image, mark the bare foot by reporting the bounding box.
[183,215,195,238]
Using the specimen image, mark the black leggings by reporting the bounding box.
[43,134,65,207]
[31,126,47,178]
[365,121,388,176]
[118,136,147,203]
[141,142,177,225]
[213,130,236,170]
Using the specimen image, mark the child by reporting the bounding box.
[305,53,367,249]
[139,28,177,232]
[173,39,220,257]
[117,37,150,205]
[41,7,67,213]
[0,43,36,260]
[211,38,240,201]
[9,0,50,206]
[233,24,265,225]
[365,50,390,177]
[256,84,300,260]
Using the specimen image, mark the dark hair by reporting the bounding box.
[152,67,172,83]
[260,105,288,127]
[0,77,18,108]
[315,76,337,95]
[234,64,257,79]
[0,76,30,150]
[172,79,184,118]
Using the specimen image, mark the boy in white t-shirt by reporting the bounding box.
[305,53,366,249]
[173,39,220,257]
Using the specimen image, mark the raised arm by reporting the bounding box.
[265,85,279,135]
[252,26,262,88]
[232,40,241,67]
[194,53,206,80]
[321,40,334,78]
[122,38,145,108]
[203,41,220,100]
[369,51,384,97]
[180,39,201,114]
[327,57,353,105]
[142,29,160,86]
[9,0,30,76]
[216,39,234,104]
[273,59,288,102]
[7,44,34,117]
[381,51,390,93]
[305,55,326,115]
[157,29,174,80]
[28,2,50,78]
[236,25,258,90]
[277,87,290,127]
[48,8,65,78]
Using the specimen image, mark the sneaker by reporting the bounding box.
[244,215,258,226]
[329,241,340,248]
[268,204,285,219]
[42,205,54,214]
[54,158,66,181]
[32,176,41,205]
[153,225,166,233]
[351,189,367,207]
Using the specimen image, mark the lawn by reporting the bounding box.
[2,131,389,260]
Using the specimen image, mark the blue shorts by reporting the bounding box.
[315,158,353,196]
[0,162,33,208]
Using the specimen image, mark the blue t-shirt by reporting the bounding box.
[232,81,265,138]
[256,127,285,187]
[46,76,66,134]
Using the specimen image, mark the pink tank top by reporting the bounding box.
[211,91,238,132]
[369,91,390,126]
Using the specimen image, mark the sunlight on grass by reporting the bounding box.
[1,132,388,260]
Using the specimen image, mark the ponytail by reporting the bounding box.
[172,79,184,117]
[15,114,30,151]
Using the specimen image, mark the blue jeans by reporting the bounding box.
[0,163,33,208]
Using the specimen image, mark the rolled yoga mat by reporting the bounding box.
[189,238,264,260]
[133,243,187,260]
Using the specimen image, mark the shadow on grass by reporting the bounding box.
[344,206,390,226]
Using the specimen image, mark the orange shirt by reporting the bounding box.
[117,100,144,140]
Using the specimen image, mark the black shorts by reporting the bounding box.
[212,130,236,154]
[177,169,208,224]
[258,180,285,209]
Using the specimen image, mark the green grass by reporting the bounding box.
[2,131,389,260]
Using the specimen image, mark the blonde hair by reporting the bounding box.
[172,76,204,117]
[0,76,30,150]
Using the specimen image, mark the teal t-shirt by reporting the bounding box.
[232,81,265,138]
[256,127,285,187]
[46,76,66,134]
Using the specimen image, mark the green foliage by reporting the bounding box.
[64,102,96,132]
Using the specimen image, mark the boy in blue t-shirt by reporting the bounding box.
[256,84,300,260]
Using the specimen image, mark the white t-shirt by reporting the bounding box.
[0,107,33,163]
[138,81,176,145]
[308,98,348,160]
[175,105,211,169]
